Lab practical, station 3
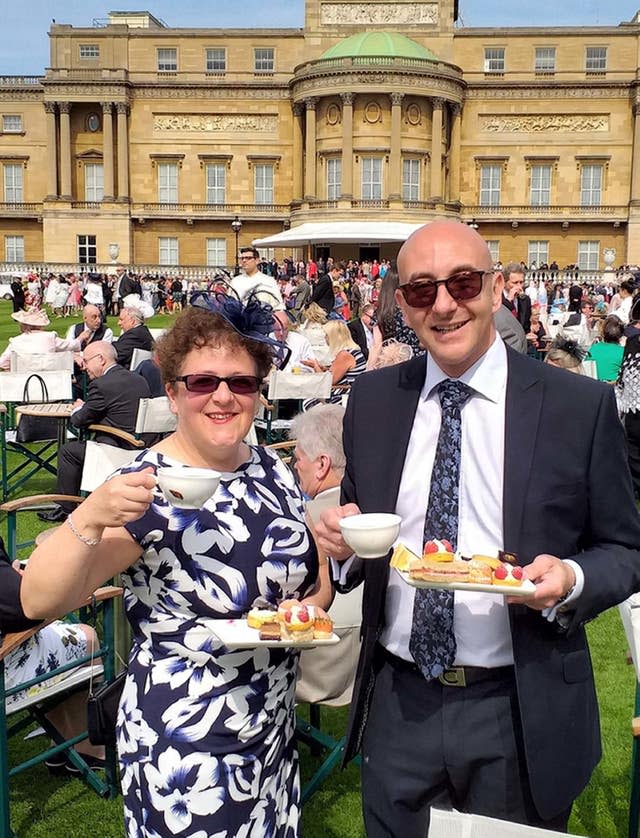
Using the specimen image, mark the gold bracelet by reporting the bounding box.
[65,515,101,547]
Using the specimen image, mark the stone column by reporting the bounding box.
[430,97,444,202]
[116,102,130,201]
[101,101,114,201]
[58,102,72,200]
[44,102,58,199]
[304,97,318,201]
[449,103,462,204]
[292,103,303,203]
[389,92,404,201]
[341,92,354,199]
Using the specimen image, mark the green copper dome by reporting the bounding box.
[321,32,438,61]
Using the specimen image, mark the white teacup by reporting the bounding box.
[339,513,402,559]
[156,467,221,509]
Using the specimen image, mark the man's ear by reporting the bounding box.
[316,453,332,481]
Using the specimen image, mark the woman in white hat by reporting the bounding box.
[0,309,89,370]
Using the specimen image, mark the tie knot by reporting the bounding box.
[437,379,473,411]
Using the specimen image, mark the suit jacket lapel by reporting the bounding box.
[503,348,544,557]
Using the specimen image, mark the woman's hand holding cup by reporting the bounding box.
[80,467,157,530]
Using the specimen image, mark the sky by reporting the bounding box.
[1,0,639,76]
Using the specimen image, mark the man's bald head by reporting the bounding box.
[83,304,102,331]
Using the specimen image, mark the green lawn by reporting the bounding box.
[1,299,638,836]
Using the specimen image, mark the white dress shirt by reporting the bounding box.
[381,336,514,667]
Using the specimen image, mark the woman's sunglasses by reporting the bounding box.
[398,269,494,309]
[173,374,262,394]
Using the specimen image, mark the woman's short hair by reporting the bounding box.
[290,404,346,475]
[323,320,359,356]
[602,314,624,343]
[155,307,273,384]
[303,303,328,325]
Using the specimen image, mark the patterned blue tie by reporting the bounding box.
[409,378,473,680]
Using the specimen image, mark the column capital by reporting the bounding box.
[293,102,304,117]
[115,101,129,116]
[101,101,113,114]
[431,97,445,110]
[58,101,71,115]
[44,101,57,115]
[450,103,461,118]
[341,92,354,106]
[304,97,319,111]
[390,92,405,107]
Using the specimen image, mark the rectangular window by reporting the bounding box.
[530,164,552,206]
[206,48,226,73]
[528,241,549,266]
[79,44,100,59]
[578,241,599,271]
[2,115,22,133]
[585,46,607,72]
[534,47,555,73]
[326,158,342,200]
[484,47,505,73]
[402,158,420,201]
[77,234,97,265]
[206,238,227,267]
[159,237,179,266]
[254,48,274,73]
[157,48,177,72]
[580,164,602,206]
[158,162,178,203]
[84,163,104,202]
[361,157,382,200]
[479,164,501,206]
[4,164,23,203]
[206,163,226,204]
[5,235,24,262]
[486,240,500,264]
[254,163,274,205]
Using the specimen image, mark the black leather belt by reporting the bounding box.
[378,645,514,688]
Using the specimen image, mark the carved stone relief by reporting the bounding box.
[479,113,609,132]
[466,86,627,100]
[326,103,341,125]
[153,114,279,132]
[321,3,438,25]
[405,103,422,125]
[363,101,382,124]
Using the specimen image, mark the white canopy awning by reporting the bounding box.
[253,221,424,248]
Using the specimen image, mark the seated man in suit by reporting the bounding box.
[112,306,154,369]
[347,303,375,361]
[316,219,640,835]
[65,304,114,347]
[38,342,150,523]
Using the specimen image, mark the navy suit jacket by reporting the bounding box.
[339,346,640,819]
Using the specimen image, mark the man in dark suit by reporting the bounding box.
[347,303,375,360]
[38,342,150,522]
[316,220,640,835]
[310,262,341,316]
[502,261,532,333]
[112,306,154,369]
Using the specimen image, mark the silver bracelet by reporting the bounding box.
[65,514,101,547]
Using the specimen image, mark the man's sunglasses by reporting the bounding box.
[172,374,262,394]
[398,269,494,309]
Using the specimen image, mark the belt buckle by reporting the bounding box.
[438,666,466,687]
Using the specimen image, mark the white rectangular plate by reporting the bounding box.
[205,619,340,649]
[397,571,536,597]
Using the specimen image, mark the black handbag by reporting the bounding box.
[15,374,59,442]
[87,668,127,745]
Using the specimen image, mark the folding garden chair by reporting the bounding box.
[10,352,75,373]
[428,807,583,837]
[0,370,73,500]
[255,371,332,443]
[129,348,154,371]
[0,585,122,838]
[618,594,640,838]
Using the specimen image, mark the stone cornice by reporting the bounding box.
[43,83,130,99]
[465,83,631,99]
[455,25,633,37]
[292,71,465,103]
[133,85,290,100]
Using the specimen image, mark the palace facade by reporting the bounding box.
[1,0,640,272]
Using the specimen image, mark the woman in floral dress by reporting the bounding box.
[21,294,331,837]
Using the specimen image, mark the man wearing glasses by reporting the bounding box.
[316,220,640,834]
[37,341,151,523]
[231,246,284,310]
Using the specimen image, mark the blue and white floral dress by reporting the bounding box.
[114,446,318,838]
